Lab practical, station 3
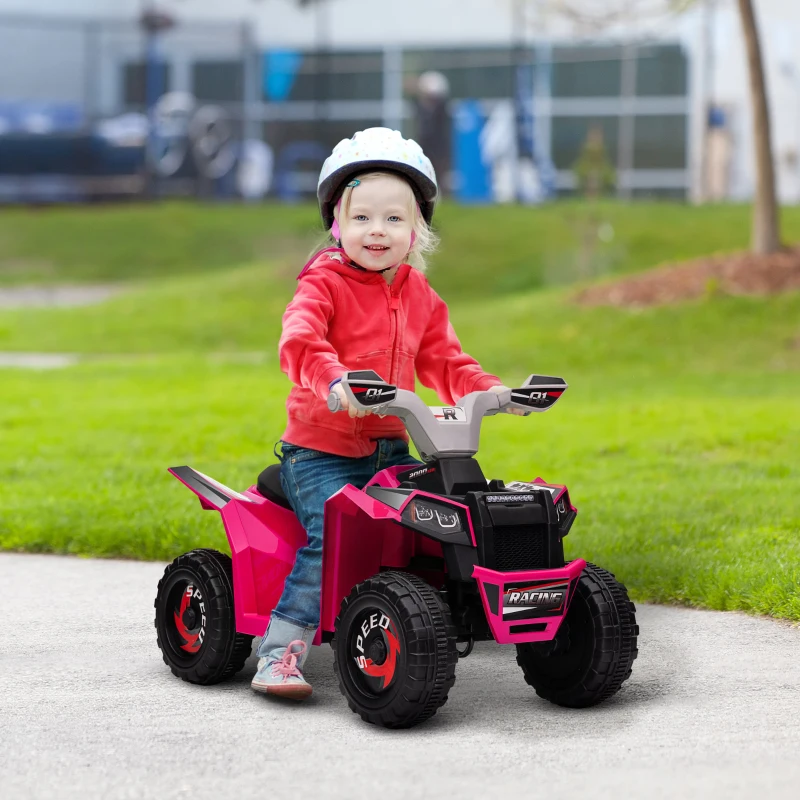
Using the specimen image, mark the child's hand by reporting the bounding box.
[488,384,527,416]
[332,382,374,419]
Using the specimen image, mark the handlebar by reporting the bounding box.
[324,371,567,460]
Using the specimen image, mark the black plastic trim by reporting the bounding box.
[348,370,383,381]
[397,457,487,496]
[525,375,565,386]
[364,486,414,510]
[559,509,577,537]
[442,544,478,580]
[509,622,547,634]
[407,555,445,571]
[484,582,500,616]
[170,466,232,508]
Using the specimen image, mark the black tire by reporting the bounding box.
[154,548,254,685]
[332,571,458,729]
[516,563,639,708]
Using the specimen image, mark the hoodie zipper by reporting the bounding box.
[387,285,401,383]
[355,282,401,440]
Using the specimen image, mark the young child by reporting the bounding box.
[251,127,517,700]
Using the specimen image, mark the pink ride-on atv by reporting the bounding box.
[155,371,639,728]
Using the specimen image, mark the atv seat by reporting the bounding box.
[256,464,293,510]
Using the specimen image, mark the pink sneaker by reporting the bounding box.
[251,640,312,700]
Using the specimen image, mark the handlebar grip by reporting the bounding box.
[327,392,343,413]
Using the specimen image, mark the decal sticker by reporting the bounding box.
[354,613,401,689]
[430,406,467,422]
[502,580,569,619]
[405,466,436,480]
[511,387,563,408]
[350,384,397,406]
[173,585,206,653]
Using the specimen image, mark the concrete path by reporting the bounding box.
[0,285,121,309]
[0,283,120,368]
[0,353,78,368]
[1,552,798,800]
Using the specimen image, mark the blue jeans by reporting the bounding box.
[272,438,423,629]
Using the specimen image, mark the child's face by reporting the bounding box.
[338,175,414,271]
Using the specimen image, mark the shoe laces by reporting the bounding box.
[271,639,307,682]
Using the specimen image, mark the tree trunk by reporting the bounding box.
[737,0,781,253]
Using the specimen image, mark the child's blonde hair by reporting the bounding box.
[324,170,439,273]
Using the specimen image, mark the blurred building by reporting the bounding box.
[1,0,799,204]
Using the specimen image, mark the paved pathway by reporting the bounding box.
[1,553,798,799]
[0,285,121,309]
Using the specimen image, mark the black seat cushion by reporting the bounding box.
[256,464,293,510]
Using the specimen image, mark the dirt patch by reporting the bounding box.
[574,246,800,308]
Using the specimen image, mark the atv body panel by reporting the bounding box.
[472,558,586,644]
[169,466,306,638]
[169,462,581,647]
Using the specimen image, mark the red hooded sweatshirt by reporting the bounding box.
[278,250,501,458]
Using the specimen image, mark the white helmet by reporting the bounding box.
[317,127,438,230]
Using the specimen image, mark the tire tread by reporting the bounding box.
[332,571,457,729]
[516,562,639,708]
[154,549,253,685]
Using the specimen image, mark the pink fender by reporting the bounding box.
[319,464,451,638]
[169,467,306,638]
[318,481,406,638]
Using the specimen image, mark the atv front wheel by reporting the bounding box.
[332,571,457,729]
[516,563,639,708]
[154,549,253,685]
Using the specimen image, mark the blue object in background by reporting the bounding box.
[0,102,83,134]
[514,62,556,202]
[708,105,727,129]
[263,50,303,102]
[0,133,146,204]
[274,140,329,201]
[452,100,491,203]
[0,134,144,176]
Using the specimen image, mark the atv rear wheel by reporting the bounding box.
[154,549,253,685]
[332,571,457,729]
[516,563,639,708]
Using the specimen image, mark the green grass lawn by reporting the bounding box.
[4,200,800,296]
[1,202,799,620]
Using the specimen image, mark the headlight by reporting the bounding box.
[403,499,464,534]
